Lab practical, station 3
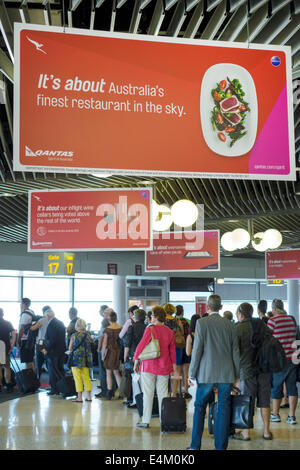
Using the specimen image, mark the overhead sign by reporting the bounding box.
[14,24,295,181]
[266,249,300,280]
[145,231,219,272]
[195,296,208,317]
[43,252,75,276]
[267,279,284,285]
[28,188,152,252]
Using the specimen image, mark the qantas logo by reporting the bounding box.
[25,146,74,157]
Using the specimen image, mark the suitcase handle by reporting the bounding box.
[10,350,22,373]
[170,375,184,398]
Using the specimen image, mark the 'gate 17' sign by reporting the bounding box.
[43,252,75,276]
[29,188,152,252]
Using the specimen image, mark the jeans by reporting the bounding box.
[47,354,65,394]
[98,352,108,395]
[190,382,232,450]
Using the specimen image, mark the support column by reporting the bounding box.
[112,275,127,326]
[287,279,299,325]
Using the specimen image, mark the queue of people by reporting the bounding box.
[0,295,299,451]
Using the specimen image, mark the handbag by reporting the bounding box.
[208,387,254,434]
[230,387,254,429]
[138,326,160,361]
[67,333,87,368]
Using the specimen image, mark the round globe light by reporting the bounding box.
[152,205,172,232]
[264,229,282,249]
[171,200,199,228]
[231,228,250,249]
[221,232,236,251]
[251,232,268,251]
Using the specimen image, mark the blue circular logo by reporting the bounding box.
[271,56,281,67]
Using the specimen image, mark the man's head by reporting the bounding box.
[42,305,51,316]
[0,308,3,319]
[207,295,222,313]
[99,305,109,318]
[45,308,55,320]
[237,302,253,322]
[134,309,146,323]
[175,305,184,317]
[69,307,78,320]
[258,300,267,315]
[223,311,233,321]
[21,298,31,311]
[272,299,286,316]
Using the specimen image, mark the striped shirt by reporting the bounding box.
[267,314,297,360]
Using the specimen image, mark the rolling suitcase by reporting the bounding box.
[11,353,40,394]
[135,392,159,418]
[56,375,77,398]
[161,379,186,433]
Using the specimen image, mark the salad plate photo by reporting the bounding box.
[200,63,258,157]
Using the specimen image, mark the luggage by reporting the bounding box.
[135,392,159,418]
[161,379,186,433]
[56,375,77,399]
[11,353,40,394]
[208,387,254,435]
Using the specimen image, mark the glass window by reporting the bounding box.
[23,277,71,301]
[74,302,113,332]
[0,277,19,301]
[32,302,73,327]
[74,279,113,302]
[0,302,21,330]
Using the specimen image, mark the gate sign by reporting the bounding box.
[28,188,152,252]
[14,24,295,181]
[43,252,75,276]
[266,249,300,280]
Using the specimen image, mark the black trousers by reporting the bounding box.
[47,354,65,393]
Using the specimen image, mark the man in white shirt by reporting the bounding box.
[17,298,36,371]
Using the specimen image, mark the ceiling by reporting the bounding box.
[0,0,299,258]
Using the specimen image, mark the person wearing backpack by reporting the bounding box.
[233,302,273,441]
[163,303,185,397]
[17,298,37,371]
[268,299,298,425]
[30,305,50,379]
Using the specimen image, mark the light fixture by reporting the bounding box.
[152,204,172,231]
[171,199,199,227]
[231,228,251,249]
[221,223,283,252]
[221,232,236,251]
[91,172,113,178]
[251,232,268,252]
[217,278,225,284]
[263,229,282,249]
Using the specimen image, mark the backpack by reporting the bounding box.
[22,310,42,351]
[250,318,287,374]
[180,318,190,339]
[165,315,185,349]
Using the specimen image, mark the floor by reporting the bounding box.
[0,382,300,451]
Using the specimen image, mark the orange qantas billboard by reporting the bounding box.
[14,24,295,180]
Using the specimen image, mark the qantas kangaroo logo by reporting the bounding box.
[26,36,47,54]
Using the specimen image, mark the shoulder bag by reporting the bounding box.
[138,326,160,361]
[67,333,87,368]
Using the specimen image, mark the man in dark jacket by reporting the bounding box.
[123,309,146,407]
[42,309,66,396]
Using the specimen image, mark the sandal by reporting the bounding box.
[232,431,250,441]
[85,399,92,402]
[72,399,83,403]
[263,432,273,440]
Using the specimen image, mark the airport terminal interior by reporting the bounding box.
[0,0,300,452]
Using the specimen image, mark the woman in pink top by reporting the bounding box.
[133,306,178,428]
